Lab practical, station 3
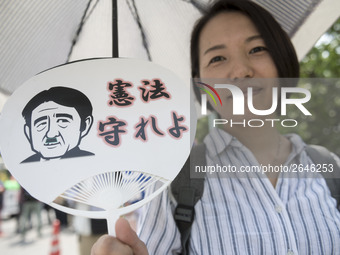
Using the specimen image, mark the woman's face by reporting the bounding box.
[198,11,279,120]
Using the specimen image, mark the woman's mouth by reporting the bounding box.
[227,87,263,99]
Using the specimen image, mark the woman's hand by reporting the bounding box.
[91,217,149,255]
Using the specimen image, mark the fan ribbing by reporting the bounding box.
[60,171,164,211]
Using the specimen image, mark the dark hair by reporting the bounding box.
[191,0,300,108]
[22,86,93,131]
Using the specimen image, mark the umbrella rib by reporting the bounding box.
[66,0,100,62]
[187,0,206,13]
[112,0,119,58]
[125,0,152,61]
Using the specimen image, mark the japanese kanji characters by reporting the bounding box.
[98,112,187,146]
[99,78,186,147]
[108,79,135,107]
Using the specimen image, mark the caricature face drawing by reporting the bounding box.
[21,87,94,163]
[27,101,85,159]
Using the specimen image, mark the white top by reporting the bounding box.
[138,128,340,255]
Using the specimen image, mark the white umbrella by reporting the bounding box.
[0,0,339,103]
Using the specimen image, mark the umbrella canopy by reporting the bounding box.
[0,0,339,109]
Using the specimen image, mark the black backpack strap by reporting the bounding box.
[305,145,340,210]
[171,144,207,255]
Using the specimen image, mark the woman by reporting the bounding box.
[91,0,340,254]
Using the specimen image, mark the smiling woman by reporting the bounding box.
[198,13,280,123]
[190,10,294,171]
[137,1,340,254]
[198,12,278,79]
[90,1,340,255]
[191,2,299,115]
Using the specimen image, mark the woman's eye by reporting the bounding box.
[209,56,226,64]
[249,46,267,54]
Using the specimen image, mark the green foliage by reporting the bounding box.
[195,116,209,144]
[300,18,340,78]
[282,18,340,155]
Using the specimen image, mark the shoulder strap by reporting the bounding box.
[171,144,207,255]
[305,145,340,210]
[171,144,340,253]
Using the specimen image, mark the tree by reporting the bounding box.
[281,18,340,155]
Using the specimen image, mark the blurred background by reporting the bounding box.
[1,0,340,254]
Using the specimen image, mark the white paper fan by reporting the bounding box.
[0,58,195,236]
[52,171,169,235]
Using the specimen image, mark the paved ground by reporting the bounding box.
[0,209,139,255]
[0,214,79,255]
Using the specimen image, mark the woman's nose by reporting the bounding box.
[227,57,254,79]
